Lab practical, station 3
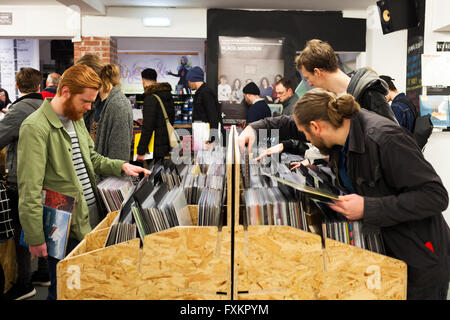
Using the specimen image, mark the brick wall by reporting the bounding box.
[73,36,118,65]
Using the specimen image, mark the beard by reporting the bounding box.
[309,135,333,156]
[63,96,85,121]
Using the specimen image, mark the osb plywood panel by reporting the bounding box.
[0,238,17,293]
[139,226,231,300]
[85,228,110,253]
[317,238,407,300]
[188,205,198,226]
[57,238,141,300]
[92,210,119,232]
[235,225,324,300]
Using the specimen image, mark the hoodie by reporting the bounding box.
[347,68,398,123]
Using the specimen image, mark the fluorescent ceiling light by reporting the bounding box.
[142,17,171,27]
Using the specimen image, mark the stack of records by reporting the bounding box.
[97,176,134,213]
[312,199,385,255]
[244,187,307,231]
[198,188,225,226]
[132,183,193,242]
[105,222,137,247]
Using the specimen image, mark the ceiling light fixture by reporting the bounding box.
[142,17,171,27]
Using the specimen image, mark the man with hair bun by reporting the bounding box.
[17,65,150,300]
[272,88,450,300]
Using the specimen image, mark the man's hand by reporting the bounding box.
[237,125,256,154]
[255,143,284,161]
[328,194,364,221]
[122,162,151,177]
[29,243,48,258]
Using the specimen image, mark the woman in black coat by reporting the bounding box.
[137,82,175,163]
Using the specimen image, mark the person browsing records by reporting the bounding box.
[17,65,150,300]
[290,88,449,300]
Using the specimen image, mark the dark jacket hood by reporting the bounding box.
[144,82,172,96]
[347,68,388,100]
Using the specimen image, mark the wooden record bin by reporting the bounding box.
[231,126,408,300]
[57,126,407,300]
[56,129,235,300]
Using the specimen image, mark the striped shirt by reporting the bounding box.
[58,114,96,206]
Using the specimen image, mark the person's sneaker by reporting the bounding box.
[31,271,51,287]
[4,283,36,300]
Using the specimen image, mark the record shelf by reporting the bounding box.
[56,129,235,300]
[57,126,407,300]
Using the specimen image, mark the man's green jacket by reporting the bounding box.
[18,98,124,246]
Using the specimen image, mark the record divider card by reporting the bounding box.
[57,126,407,300]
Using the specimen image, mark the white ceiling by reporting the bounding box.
[1,0,377,11]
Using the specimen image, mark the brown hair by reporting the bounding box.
[56,65,102,96]
[75,54,104,76]
[293,88,360,130]
[295,39,339,73]
[276,77,294,91]
[99,64,121,90]
[15,68,42,93]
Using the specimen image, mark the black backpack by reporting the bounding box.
[396,95,433,150]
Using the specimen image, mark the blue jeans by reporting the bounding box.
[47,237,79,300]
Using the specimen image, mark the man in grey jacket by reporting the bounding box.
[0,67,43,300]
[275,77,299,116]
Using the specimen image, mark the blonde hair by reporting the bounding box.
[99,64,121,90]
[57,65,102,96]
[293,88,360,129]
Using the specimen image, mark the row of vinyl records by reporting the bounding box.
[242,152,386,255]
[101,148,227,246]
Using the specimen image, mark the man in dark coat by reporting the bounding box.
[186,66,223,144]
[256,88,450,300]
[242,82,272,125]
[137,68,175,163]
[380,75,417,134]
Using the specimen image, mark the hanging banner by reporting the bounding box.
[218,36,285,124]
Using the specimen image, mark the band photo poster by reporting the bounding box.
[218,36,285,125]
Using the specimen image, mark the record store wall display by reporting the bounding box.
[118,52,201,94]
[218,36,285,123]
[57,126,407,300]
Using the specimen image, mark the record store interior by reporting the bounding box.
[0,0,450,303]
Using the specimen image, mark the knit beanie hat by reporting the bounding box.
[186,66,204,82]
[242,82,260,95]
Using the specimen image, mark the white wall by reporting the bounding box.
[364,5,408,93]
[0,5,206,39]
[82,7,207,38]
[0,5,76,38]
[424,0,450,54]
[423,132,450,227]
